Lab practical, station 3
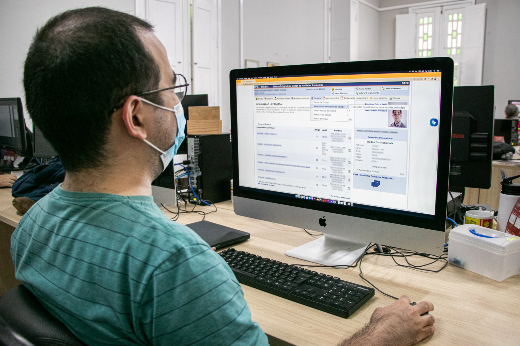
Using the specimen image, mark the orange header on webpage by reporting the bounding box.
[236,72,441,84]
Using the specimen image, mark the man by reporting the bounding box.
[12,7,434,345]
[390,109,407,128]
[505,103,519,119]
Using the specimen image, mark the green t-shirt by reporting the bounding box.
[11,186,268,345]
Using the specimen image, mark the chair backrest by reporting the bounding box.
[0,285,86,346]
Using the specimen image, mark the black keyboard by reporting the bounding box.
[219,248,375,318]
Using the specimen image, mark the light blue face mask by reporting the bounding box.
[141,98,186,171]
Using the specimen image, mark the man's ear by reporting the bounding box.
[121,96,148,140]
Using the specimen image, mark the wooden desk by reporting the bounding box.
[1,188,519,345]
[0,188,21,295]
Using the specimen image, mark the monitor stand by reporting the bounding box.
[286,235,368,267]
[151,185,176,207]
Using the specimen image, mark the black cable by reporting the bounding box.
[303,229,322,238]
[358,244,399,300]
[161,202,180,221]
[388,247,448,273]
[166,187,218,221]
[290,240,449,300]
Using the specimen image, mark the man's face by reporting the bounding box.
[139,30,180,175]
[140,31,179,143]
[392,110,402,123]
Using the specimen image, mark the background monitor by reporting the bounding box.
[449,86,494,190]
[0,98,29,156]
[33,125,58,159]
[230,58,453,266]
[508,100,520,109]
[494,119,518,146]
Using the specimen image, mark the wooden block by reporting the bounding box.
[187,120,222,134]
[189,106,220,120]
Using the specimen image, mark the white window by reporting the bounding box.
[417,14,434,58]
[444,9,464,57]
[396,3,486,86]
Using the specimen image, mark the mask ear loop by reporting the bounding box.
[140,97,179,114]
[142,139,166,155]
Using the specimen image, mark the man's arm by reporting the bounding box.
[0,174,17,188]
[137,245,269,346]
[337,295,435,346]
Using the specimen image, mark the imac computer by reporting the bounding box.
[230,58,453,266]
[0,98,29,157]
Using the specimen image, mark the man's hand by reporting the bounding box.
[0,174,17,188]
[339,295,435,346]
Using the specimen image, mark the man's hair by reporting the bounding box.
[393,110,401,115]
[23,7,161,172]
[505,104,519,118]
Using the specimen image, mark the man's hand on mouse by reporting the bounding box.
[338,295,435,346]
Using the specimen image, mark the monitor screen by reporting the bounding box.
[0,98,27,156]
[230,58,453,265]
[508,100,520,109]
[33,125,58,159]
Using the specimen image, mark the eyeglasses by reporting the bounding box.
[112,72,190,112]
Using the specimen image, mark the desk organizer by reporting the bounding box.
[448,224,520,281]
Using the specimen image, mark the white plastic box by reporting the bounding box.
[448,224,520,282]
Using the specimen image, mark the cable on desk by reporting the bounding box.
[162,196,217,222]
[302,229,323,238]
[358,243,399,300]
[365,246,449,273]
[292,242,450,300]
[174,163,211,207]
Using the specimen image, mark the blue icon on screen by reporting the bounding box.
[430,118,439,126]
[371,180,381,188]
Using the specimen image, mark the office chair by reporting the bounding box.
[0,285,85,346]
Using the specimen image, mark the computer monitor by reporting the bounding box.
[508,100,520,110]
[0,98,29,156]
[449,86,494,189]
[230,58,453,266]
[494,119,517,145]
[33,125,58,159]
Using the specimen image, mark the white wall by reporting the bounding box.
[220,0,240,133]
[0,0,135,130]
[477,0,520,118]
[242,0,327,67]
[358,1,380,61]
[330,0,351,62]
[378,8,408,60]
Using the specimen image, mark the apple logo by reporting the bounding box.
[319,216,327,227]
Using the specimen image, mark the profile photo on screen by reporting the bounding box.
[389,109,407,128]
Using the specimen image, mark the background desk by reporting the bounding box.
[1,188,519,345]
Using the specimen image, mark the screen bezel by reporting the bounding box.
[230,58,454,233]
